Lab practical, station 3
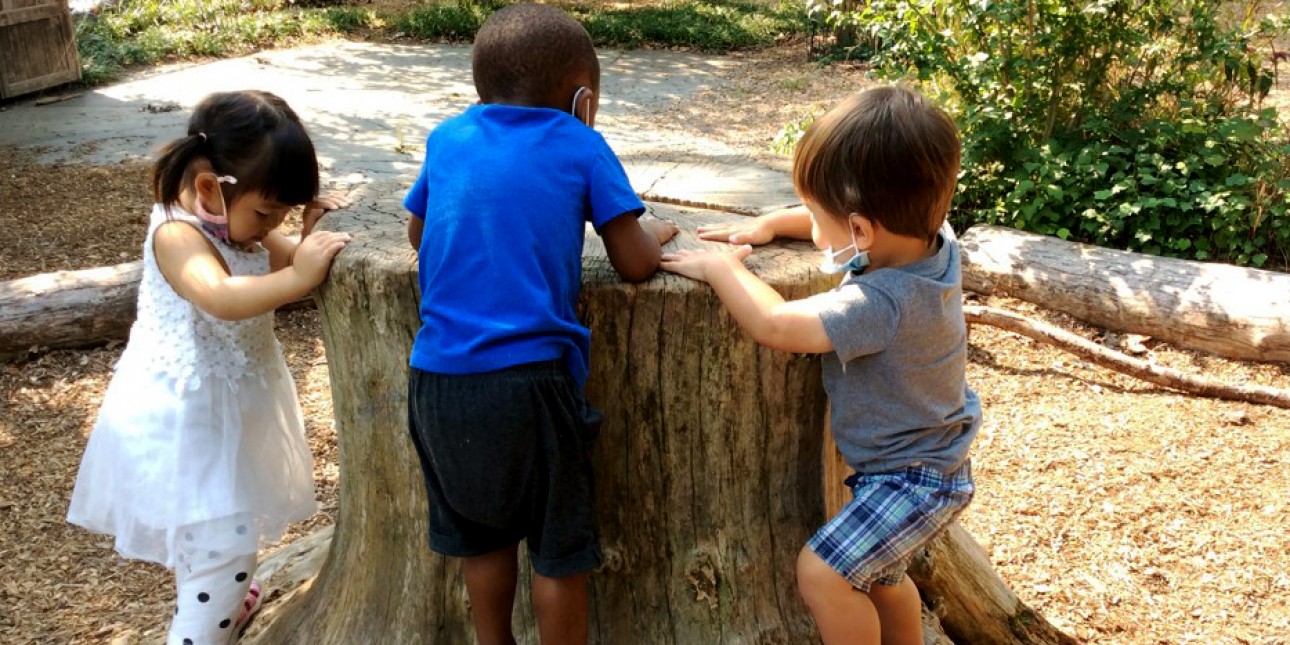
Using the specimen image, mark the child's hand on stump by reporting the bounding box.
[302,191,353,237]
[697,218,776,246]
[294,231,352,286]
[660,244,752,283]
[640,216,680,246]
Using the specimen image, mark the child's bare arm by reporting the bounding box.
[660,246,832,354]
[261,231,297,272]
[155,221,349,321]
[600,214,679,282]
[407,216,425,250]
[697,205,813,245]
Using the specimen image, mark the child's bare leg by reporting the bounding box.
[531,571,589,645]
[463,544,520,645]
[796,547,880,645]
[868,575,922,645]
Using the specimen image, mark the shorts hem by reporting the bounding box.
[429,531,523,559]
[532,545,602,578]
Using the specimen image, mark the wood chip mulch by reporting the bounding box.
[2,41,1289,645]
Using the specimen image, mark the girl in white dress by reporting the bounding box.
[67,90,351,644]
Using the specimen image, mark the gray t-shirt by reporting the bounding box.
[802,223,980,475]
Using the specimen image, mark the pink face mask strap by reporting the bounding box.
[193,173,239,244]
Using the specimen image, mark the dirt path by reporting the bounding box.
[2,40,1289,644]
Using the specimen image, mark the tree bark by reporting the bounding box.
[960,224,1290,362]
[0,261,140,360]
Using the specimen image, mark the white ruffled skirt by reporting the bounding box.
[67,354,317,569]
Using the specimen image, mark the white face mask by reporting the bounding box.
[818,218,869,274]
[819,244,870,274]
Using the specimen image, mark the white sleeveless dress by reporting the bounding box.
[68,204,318,569]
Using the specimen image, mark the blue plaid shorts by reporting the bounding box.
[808,461,974,592]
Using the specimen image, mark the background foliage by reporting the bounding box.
[74,0,806,85]
[801,0,1290,267]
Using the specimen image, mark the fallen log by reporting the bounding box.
[908,523,1077,645]
[965,305,1290,409]
[0,261,140,360]
[0,259,311,361]
[960,224,1290,363]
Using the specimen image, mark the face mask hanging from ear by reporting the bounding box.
[819,244,870,274]
[570,86,591,126]
[193,173,238,245]
[818,216,870,274]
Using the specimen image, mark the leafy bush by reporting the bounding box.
[801,0,1290,267]
[576,2,806,51]
[393,0,497,40]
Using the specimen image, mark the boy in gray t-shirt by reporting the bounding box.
[661,84,976,645]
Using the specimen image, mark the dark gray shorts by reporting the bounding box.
[407,360,603,577]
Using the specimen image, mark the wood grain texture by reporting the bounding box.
[0,0,80,98]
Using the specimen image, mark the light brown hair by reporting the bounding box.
[792,85,960,243]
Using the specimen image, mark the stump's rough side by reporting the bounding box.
[253,191,836,644]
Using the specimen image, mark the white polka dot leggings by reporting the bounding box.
[166,516,259,645]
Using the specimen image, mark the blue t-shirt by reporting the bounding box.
[404,104,645,386]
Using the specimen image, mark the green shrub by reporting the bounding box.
[799,0,1290,267]
[74,0,341,84]
[576,2,807,51]
[393,0,496,40]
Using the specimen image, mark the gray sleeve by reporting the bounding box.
[800,282,900,362]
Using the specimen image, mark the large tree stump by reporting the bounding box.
[960,224,1290,362]
[249,189,838,643]
[245,185,1072,644]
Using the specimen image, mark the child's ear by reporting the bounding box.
[193,172,222,207]
[576,87,597,126]
[850,213,876,249]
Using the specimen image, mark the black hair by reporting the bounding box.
[152,90,319,210]
[471,3,600,107]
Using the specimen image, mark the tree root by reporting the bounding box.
[965,305,1290,409]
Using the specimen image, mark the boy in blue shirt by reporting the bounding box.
[403,5,677,644]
